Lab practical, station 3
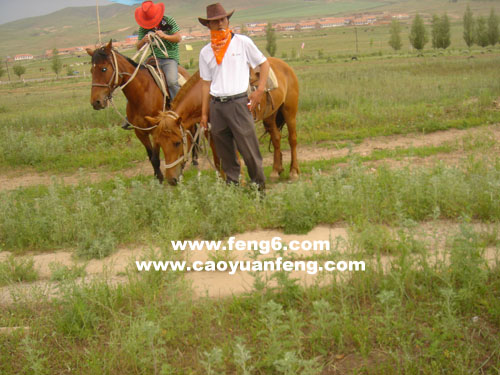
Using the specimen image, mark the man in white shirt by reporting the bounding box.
[198,3,269,191]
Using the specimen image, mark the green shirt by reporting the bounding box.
[138,15,180,63]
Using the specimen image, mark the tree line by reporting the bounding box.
[390,6,499,52]
[2,48,65,81]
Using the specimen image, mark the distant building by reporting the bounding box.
[14,54,34,61]
[275,22,298,32]
[318,18,346,28]
[392,13,410,20]
[125,35,138,43]
[297,21,318,31]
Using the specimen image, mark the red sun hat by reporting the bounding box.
[135,1,165,29]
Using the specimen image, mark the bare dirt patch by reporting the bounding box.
[1,221,497,306]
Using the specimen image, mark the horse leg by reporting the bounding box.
[280,105,300,180]
[208,130,225,180]
[191,125,200,166]
[134,129,164,183]
[264,112,284,181]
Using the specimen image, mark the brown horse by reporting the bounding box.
[145,57,299,185]
[86,40,190,183]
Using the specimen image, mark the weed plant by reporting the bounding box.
[0,223,498,374]
[1,54,499,172]
[1,158,498,255]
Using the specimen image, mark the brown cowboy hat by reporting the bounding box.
[135,1,165,29]
[198,3,234,27]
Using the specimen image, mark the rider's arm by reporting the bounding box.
[136,34,150,50]
[200,80,211,129]
[155,31,182,43]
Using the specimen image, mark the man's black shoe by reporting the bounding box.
[122,118,133,130]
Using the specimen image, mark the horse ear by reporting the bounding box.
[145,116,158,125]
[86,48,94,57]
[105,39,113,51]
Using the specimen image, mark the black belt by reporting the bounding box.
[211,92,248,103]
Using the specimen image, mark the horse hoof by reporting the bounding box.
[289,171,299,180]
[270,171,280,181]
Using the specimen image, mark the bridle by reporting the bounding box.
[91,49,132,99]
[161,111,215,173]
[90,47,160,131]
[162,111,199,170]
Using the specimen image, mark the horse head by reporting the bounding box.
[86,40,119,110]
[146,112,189,186]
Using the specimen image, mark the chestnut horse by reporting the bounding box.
[86,40,190,183]
[145,57,299,185]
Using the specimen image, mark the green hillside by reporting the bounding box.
[1,0,499,58]
[0,0,390,57]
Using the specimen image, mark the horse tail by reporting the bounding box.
[264,106,286,152]
[276,106,286,132]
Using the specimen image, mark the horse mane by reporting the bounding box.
[171,71,201,108]
[91,47,142,69]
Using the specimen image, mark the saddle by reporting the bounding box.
[144,57,186,99]
[248,66,279,112]
[249,66,278,92]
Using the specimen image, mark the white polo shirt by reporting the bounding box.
[199,34,267,97]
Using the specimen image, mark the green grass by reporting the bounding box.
[1,7,499,373]
[0,256,38,286]
[1,157,498,255]
[1,50,500,173]
[0,222,498,374]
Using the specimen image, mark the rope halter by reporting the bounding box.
[162,111,193,170]
[91,49,132,97]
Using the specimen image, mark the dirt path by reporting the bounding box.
[1,124,498,191]
[1,221,497,306]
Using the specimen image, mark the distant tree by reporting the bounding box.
[0,64,4,80]
[431,14,440,48]
[13,65,26,80]
[281,51,288,59]
[240,23,248,35]
[409,14,428,51]
[463,4,475,47]
[487,8,499,46]
[317,49,324,59]
[388,19,403,51]
[440,14,451,49]
[265,22,277,57]
[475,16,489,47]
[51,48,62,78]
[290,47,297,59]
[432,13,451,49]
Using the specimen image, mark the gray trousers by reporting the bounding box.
[210,96,265,188]
[158,58,180,99]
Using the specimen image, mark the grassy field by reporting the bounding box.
[0,16,499,375]
[1,44,499,173]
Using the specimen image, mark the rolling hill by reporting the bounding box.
[1,0,393,57]
[1,0,498,58]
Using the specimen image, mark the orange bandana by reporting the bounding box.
[210,29,232,65]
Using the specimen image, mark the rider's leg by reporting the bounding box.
[159,58,180,99]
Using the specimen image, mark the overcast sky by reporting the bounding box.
[0,0,115,25]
